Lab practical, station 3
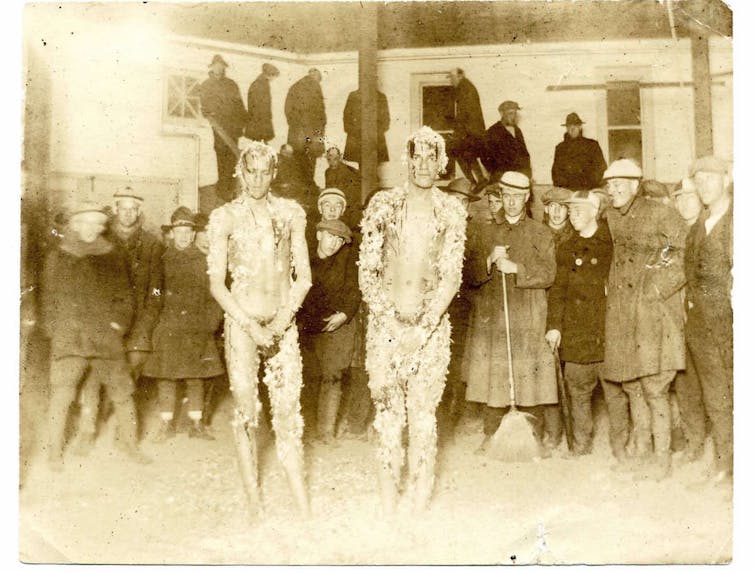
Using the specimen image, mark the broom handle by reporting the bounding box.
[502,271,516,408]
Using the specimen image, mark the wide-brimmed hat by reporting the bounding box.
[562,112,585,126]
[316,219,352,243]
[113,187,144,203]
[444,177,482,202]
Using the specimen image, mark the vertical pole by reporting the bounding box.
[359,2,379,206]
[691,34,713,157]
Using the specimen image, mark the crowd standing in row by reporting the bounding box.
[38,57,733,518]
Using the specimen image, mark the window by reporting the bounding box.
[420,85,456,180]
[606,81,642,167]
[165,72,202,124]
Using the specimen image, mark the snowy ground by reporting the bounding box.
[19,368,732,565]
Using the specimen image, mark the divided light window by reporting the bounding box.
[166,73,202,122]
[606,81,642,168]
[421,84,456,181]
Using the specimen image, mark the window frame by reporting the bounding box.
[162,68,205,128]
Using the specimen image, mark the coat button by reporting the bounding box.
[575,258,583,266]
[591,258,598,265]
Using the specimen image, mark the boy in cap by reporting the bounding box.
[542,186,574,249]
[551,112,606,191]
[684,156,733,487]
[41,201,150,469]
[464,171,558,453]
[359,126,467,513]
[144,207,225,441]
[207,140,312,517]
[602,158,687,480]
[546,190,630,457]
[298,219,361,443]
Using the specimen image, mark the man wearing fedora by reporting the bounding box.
[42,201,151,470]
[481,101,531,181]
[551,113,607,191]
[144,207,225,442]
[602,159,687,480]
[246,62,279,143]
[199,54,248,203]
[464,171,558,454]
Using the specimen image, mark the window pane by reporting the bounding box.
[422,85,455,132]
[607,82,641,126]
[608,129,643,167]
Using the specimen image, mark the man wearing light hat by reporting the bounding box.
[199,54,248,202]
[481,101,531,181]
[299,219,360,443]
[602,158,687,480]
[42,200,150,469]
[684,156,733,487]
[464,171,558,453]
[551,112,607,191]
[546,190,630,457]
[106,188,164,382]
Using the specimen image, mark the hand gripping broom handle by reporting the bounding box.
[502,273,516,408]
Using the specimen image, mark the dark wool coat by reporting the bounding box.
[603,195,687,382]
[684,204,733,371]
[246,73,274,142]
[41,235,133,360]
[482,122,532,179]
[106,226,164,353]
[551,134,607,191]
[299,241,360,335]
[463,212,558,407]
[199,74,248,140]
[453,77,486,138]
[325,162,363,230]
[343,89,390,164]
[285,75,326,155]
[546,222,613,364]
[143,245,224,380]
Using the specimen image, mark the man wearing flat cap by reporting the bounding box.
[245,63,279,143]
[200,54,248,202]
[481,101,531,181]
[602,158,687,480]
[464,171,558,454]
[299,219,361,443]
[684,156,733,488]
[42,201,151,470]
[551,113,607,191]
[542,186,574,251]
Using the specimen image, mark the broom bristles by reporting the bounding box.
[487,407,541,462]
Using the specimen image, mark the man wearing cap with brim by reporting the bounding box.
[542,186,574,250]
[683,156,733,488]
[481,101,532,181]
[546,190,630,458]
[602,158,687,481]
[144,207,225,442]
[464,171,558,453]
[551,112,607,191]
[106,188,165,384]
[298,219,361,443]
[41,200,151,470]
[199,54,248,203]
[246,62,279,143]
[439,178,481,435]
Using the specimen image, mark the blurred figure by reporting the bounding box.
[245,62,279,143]
[447,69,486,187]
[551,113,606,191]
[343,87,390,165]
[285,68,326,181]
[325,146,362,229]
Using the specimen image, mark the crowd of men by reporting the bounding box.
[34,56,733,518]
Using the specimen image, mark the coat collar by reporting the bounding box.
[493,209,527,227]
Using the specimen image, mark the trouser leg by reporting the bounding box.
[95,358,138,449]
[185,378,205,420]
[483,406,508,436]
[688,328,733,474]
[640,371,675,455]
[78,366,102,436]
[157,379,178,419]
[214,134,239,202]
[48,357,89,461]
[565,362,600,453]
[345,367,372,434]
[542,404,562,446]
[600,377,630,457]
[674,345,706,454]
[622,379,652,456]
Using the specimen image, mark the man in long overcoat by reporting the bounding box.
[481,101,531,181]
[199,54,248,202]
[285,68,326,181]
[343,88,390,165]
[602,159,687,480]
[245,62,279,142]
[551,113,607,191]
[464,171,557,451]
[446,69,486,186]
[684,156,733,488]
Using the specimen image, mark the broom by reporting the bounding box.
[487,269,541,462]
